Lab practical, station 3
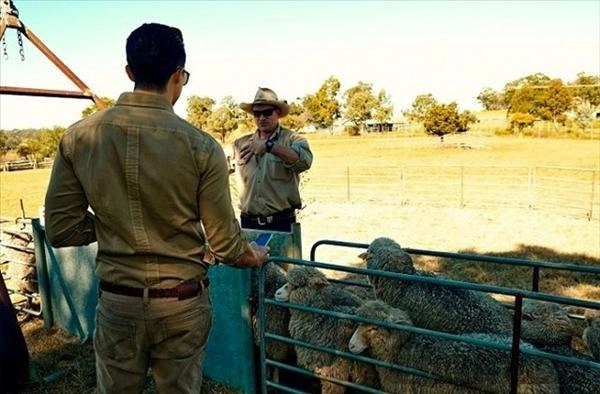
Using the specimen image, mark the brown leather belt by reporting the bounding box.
[99,277,209,300]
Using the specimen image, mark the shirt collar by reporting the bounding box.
[116,91,175,113]
[256,125,280,141]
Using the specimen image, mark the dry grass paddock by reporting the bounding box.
[1,134,599,393]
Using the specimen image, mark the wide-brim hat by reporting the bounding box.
[240,87,289,118]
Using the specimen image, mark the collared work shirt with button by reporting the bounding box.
[44,91,247,288]
[232,126,313,216]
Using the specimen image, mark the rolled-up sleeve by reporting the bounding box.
[285,138,313,173]
[44,135,96,247]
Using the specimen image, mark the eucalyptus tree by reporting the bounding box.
[302,76,341,129]
[343,81,379,129]
[186,95,215,130]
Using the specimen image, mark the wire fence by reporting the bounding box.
[301,165,600,220]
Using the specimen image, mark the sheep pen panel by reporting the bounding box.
[254,242,600,394]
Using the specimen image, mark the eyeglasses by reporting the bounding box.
[253,108,276,118]
[182,69,190,86]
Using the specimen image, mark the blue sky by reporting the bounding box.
[0,0,598,130]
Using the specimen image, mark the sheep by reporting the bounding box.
[328,261,376,302]
[348,300,560,394]
[274,266,380,393]
[583,309,600,361]
[250,262,294,383]
[536,344,600,394]
[520,299,576,347]
[362,237,515,335]
[332,271,375,302]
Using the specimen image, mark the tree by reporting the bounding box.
[205,106,237,142]
[403,93,437,123]
[503,73,551,109]
[281,101,308,132]
[81,97,115,118]
[569,72,600,106]
[186,95,215,129]
[343,82,378,129]
[539,79,572,127]
[14,126,65,161]
[572,97,594,134]
[302,76,341,129]
[509,112,536,135]
[422,102,476,141]
[507,78,572,128]
[458,110,478,132]
[507,85,539,116]
[0,131,8,155]
[372,90,394,124]
[476,87,505,110]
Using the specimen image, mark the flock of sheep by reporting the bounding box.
[254,237,600,394]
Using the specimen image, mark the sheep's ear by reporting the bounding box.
[308,275,329,289]
[358,251,368,260]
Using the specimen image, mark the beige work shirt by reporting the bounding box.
[232,126,313,216]
[45,91,247,288]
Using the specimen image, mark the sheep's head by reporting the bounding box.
[349,300,413,355]
[274,266,329,302]
[521,299,575,345]
[359,238,415,288]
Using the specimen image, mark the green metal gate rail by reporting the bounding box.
[310,239,600,293]
[257,248,600,394]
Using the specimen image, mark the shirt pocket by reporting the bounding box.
[267,157,290,181]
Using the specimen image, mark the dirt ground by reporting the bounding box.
[298,202,600,264]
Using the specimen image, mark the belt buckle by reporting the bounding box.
[257,216,273,225]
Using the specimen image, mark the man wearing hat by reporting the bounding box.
[232,87,313,232]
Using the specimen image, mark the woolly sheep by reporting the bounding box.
[520,299,576,347]
[349,300,560,394]
[275,266,380,393]
[536,344,600,394]
[583,309,600,361]
[362,237,514,335]
[251,262,294,365]
[331,270,376,302]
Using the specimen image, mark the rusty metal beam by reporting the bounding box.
[0,0,107,109]
[0,86,96,100]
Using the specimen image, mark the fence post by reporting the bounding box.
[529,167,535,210]
[400,166,404,204]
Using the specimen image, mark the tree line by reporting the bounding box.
[1,72,598,161]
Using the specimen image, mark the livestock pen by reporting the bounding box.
[255,240,600,394]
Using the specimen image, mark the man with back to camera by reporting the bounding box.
[232,87,313,232]
[43,23,269,393]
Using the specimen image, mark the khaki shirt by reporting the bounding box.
[44,91,246,288]
[232,126,313,216]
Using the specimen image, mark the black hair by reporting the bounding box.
[126,23,186,91]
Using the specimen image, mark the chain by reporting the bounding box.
[2,36,7,60]
[17,29,24,61]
